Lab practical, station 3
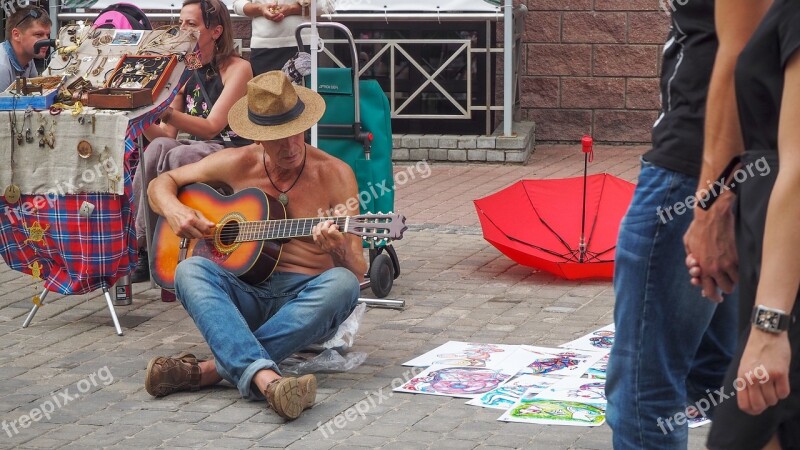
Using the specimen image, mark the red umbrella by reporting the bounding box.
[474,140,635,280]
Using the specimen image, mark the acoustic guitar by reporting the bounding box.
[150,183,407,290]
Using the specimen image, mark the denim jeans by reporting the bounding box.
[174,257,360,400]
[606,160,738,449]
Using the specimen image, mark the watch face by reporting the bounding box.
[762,311,780,329]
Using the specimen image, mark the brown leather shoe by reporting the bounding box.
[145,353,201,397]
[264,374,317,420]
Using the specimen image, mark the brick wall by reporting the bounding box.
[521,0,670,144]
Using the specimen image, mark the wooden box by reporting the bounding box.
[105,54,178,102]
[86,88,152,109]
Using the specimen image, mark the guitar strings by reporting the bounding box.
[210,216,389,241]
[213,217,348,239]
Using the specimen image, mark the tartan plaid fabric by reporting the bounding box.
[0,86,181,295]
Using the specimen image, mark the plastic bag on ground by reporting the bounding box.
[308,302,366,352]
[280,349,368,376]
[278,303,369,375]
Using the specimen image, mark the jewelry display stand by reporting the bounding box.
[0,26,198,336]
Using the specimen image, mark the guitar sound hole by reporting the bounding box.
[219,220,240,246]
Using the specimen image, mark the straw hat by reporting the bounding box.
[228,71,325,141]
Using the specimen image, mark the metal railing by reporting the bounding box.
[53,7,527,135]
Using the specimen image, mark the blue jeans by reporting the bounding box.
[606,160,738,449]
[174,257,360,400]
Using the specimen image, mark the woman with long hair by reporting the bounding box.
[132,0,254,283]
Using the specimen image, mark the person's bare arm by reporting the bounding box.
[684,0,772,301]
[735,51,800,415]
[311,159,367,281]
[148,147,250,239]
[150,59,252,141]
[143,93,183,141]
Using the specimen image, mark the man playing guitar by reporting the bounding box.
[144,71,367,420]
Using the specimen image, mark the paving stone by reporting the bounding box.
[468,149,487,161]
[16,436,67,448]
[430,438,479,449]
[226,423,278,440]
[181,398,236,413]
[194,420,238,432]
[409,148,429,161]
[161,429,227,448]
[438,136,458,149]
[284,435,338,450]
[392,148,410,161]
[206,404,260,424]
[257,430,307,448]
[204,437,255,449]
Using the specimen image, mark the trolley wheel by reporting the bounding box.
[369,253,394,298]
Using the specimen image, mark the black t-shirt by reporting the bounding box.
[642,0,717,177]
[735,0,800,152]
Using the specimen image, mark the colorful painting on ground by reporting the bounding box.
[533,377,608,405]
[402,341,519,369]
[393,365,516,398]
[586,353,609,379]
[466,375,559,410]
[560,323,616,351]
[499,387,606,426]
[688,416,711,428]
[519,346,606,378]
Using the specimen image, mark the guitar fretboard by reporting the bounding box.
[234,217,350,242]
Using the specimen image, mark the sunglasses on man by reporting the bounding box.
[12,7,44,30]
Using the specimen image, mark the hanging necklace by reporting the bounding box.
[263,144,307,206]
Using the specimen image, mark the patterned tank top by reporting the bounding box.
[183,62,251,147]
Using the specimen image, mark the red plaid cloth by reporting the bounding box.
[0,88,180,295]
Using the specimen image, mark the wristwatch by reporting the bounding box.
[751,305,793,333]
[298,0,310,16]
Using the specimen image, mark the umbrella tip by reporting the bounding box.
[581,135,593,154]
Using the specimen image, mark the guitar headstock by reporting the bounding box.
[348,212,408,241]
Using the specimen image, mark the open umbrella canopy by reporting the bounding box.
[474,174,635,280]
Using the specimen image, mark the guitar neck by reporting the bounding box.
[235,217,350,242]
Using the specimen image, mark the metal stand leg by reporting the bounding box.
[101,286,124,336]
[138,134,156,290]
[357,297,405,310]
[22,288,49,328]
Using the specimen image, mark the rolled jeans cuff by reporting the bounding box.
[223,358,281,400]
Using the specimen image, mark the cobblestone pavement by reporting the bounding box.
[0,145,711,448]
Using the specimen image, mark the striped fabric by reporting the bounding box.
[0,87,181,295]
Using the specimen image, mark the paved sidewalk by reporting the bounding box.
[0,145,712,449]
